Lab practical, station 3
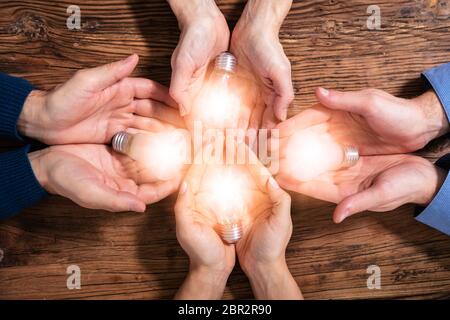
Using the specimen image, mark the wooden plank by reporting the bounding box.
[0,0,449,299]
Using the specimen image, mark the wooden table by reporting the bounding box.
[1,0,449,299]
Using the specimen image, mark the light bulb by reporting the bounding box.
[284,128,359,181]
[111,130,189,181]
[189,52,241,130]
[200,166,246,244]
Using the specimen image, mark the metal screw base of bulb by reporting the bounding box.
[218,221,243,244]
[343,146,360,167]
[215,52,236,73]
[112,131,130,154]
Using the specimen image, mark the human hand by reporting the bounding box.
[18,54,182,144]
[274,152,446,224]
[29,120,187,212]
[168,0,229,116]
[234,153,302,299]
[310,87,449,154]
[174,161,235,299]
[230,0,293,129]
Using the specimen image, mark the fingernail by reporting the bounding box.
[319,87,329,97]
[180,181,188,194]
[280,108,288,121]
[268,177,280,189]
[179,104,187,116]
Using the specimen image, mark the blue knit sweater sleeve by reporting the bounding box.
[0,73,33,141]
[0,73,48,219]
[0,146,48,219]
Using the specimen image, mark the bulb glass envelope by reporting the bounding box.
[284,124,359,181]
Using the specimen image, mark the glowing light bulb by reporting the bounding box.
[201,166,247,244]
[190,52,241,130]
[112,130,189,181]
[284,128,359,181]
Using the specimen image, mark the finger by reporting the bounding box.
[271,65,294,121]
[79,182,146,213]
[248,97,265,131]
[78,54,139,91]
[267,177,291,221]
[170,54,195,116]
[276,174,340,203]
[126,78,178,107]
[262,106,279,129]
[138,179,181,204]
[246,145,272,193]
[184,150,207,194]
[276,106,330,138]
[315,87,373,116]
[129,116,170,133]
[132,99,185,128]
[174,181,195,229]
[333,187,382,223]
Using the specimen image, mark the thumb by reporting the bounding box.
[333,187,382,223]
[169,59,195,116]
[267,177,292,222]
[315,87,371,116]
[79,54,139,91]
[271,67,294,121]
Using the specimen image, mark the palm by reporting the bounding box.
[46,79,145,144]
[277,154,431,211]
[279,104,427,156]
[47,144,182,207]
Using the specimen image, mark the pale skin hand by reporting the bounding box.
[231,0,294,129]
[174,164,235,300]
[167,0,230,116]
[236,155,303,300]
[306,87,450,154]
[274,153,447,224]
[18,54,183,145]
[29,119,187,212]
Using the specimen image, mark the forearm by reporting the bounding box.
[247,261,303,300]
[175,265,229,300]
[239,0,292,33]
[167,0,222,29]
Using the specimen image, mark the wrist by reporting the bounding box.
[175,263,230,300]
[17,90,49,141]
[168,0,223,30]
[414,90,449,145]
[415,161,447,206]
[28,148,50,191]
[246,259,303,300]
[237,0,292,34]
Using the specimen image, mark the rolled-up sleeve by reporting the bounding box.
[415,63,450,235]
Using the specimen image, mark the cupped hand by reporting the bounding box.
[19,54,182,144]
[275,153,446,224]
[309,87,449,154]
[174,161,236,278]
[29,119,187,212]
[169,9,229,116]
[230,15,293,129]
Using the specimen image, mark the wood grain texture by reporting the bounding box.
[1,0,450,299]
